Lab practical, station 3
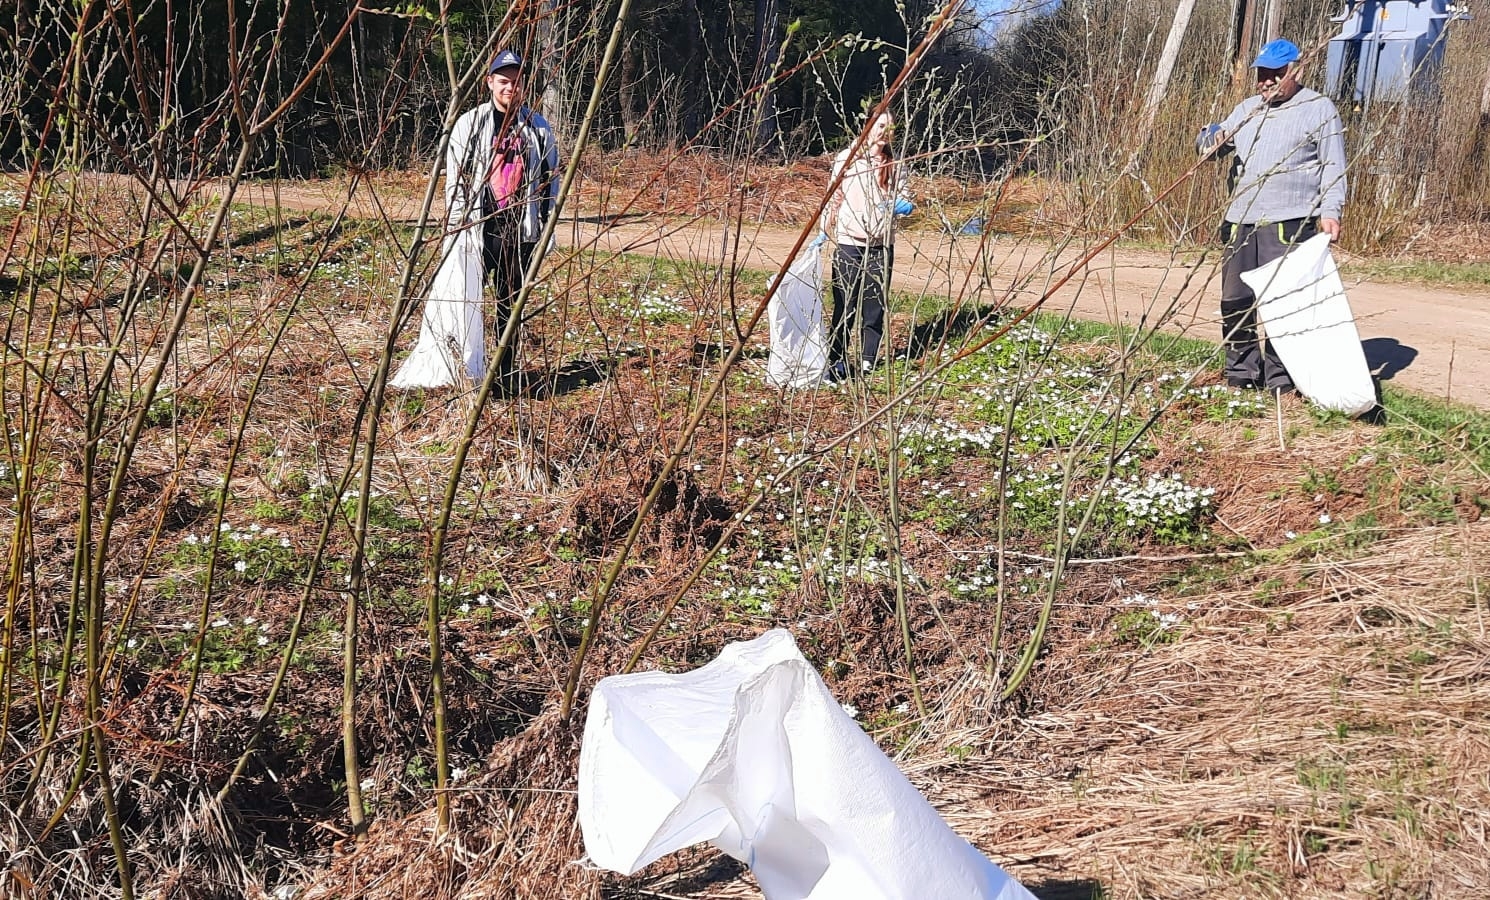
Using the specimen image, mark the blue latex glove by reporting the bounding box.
[893,198,915,217]
[807,231,827,250]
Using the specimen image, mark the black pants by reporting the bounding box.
[482,224,535,383]
[1219,218,1316,390]
[830,244,893,371]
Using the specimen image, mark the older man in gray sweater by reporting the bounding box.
[1201,38,1348,393]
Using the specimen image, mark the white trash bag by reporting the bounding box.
[391,226,485,389]
[578,629,1035,900]
[766,243,829,388]
[1240,233,1376,415]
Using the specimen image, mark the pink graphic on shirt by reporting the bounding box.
[488,131,526,210]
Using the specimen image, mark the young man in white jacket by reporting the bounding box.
[446,49,561,392]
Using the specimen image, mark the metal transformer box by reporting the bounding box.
[1326,0,1467,105]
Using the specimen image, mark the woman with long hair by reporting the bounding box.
[824,111,910,382]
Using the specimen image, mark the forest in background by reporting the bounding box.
[4,0,1489,246]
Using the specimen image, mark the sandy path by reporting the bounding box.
[223,179,1490,408]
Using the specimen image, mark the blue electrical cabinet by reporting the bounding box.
[1326,0,1466,105]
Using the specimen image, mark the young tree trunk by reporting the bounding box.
[681,0,704,139]
[751,0,780,155]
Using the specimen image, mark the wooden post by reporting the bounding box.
[1227,0,1246,64]
[1263,0,1282,43]
[1481,58,1490,117]
[1238,0,1257,64]
[1229,0,1259,95]
[1139,0,1199,136]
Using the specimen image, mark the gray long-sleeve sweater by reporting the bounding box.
[1217,87,1347,225]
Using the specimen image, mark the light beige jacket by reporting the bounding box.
[829,148,908,247]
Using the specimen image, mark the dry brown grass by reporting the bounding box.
[941,524,1489,898]
[299,711,598,900]
[294,523,1490,899]
[599,525,1488,899]
[5,161,1488,900]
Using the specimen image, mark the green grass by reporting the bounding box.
[1380,387,1490,475]
[1340,258,1490,288]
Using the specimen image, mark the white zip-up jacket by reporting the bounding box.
[446,101,560,244]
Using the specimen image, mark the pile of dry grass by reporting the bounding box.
[928,523,1490,898]
[298,710,594,900]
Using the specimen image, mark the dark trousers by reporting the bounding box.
[830,244,893,370]
[1219,218,1316,390]
[483,223,535,383]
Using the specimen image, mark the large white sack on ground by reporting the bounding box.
[1241,233,1376,415]
[578,629,1035,900]
[766,245,829,388]
[391,226,485,389]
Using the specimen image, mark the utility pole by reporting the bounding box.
[1263,0,1282,42]
[1139,0,1198,136]
[1227,0,1257,94]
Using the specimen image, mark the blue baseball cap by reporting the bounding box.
[489,49,522,74]
[1253,39,1300,69]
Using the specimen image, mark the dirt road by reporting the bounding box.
[561,215,1489,408]
[229,179,1490,409]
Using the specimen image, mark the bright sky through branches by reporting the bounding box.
[972,0,1059,44]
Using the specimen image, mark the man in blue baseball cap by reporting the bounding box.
[1196,38,1348,394]
[444,48,561,394]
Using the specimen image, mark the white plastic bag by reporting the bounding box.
[578,629,1035,900]
[1240,233,1376,415]
[766,244,829,388]
[391,226,485,389]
